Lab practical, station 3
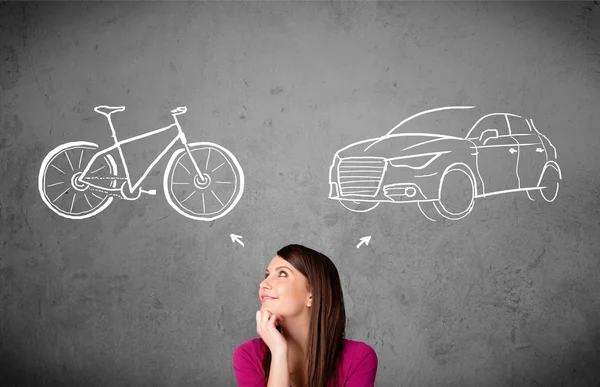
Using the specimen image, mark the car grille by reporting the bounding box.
[337,157,386,197]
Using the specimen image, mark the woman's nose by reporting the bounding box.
[260,278,271,288]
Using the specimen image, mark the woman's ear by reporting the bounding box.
[307,296,312,308]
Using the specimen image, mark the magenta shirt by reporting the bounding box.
[232,338,377,387]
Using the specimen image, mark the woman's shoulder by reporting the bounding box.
[342,339,377,363]
[339,339,378,380]
[232,338,267,381]
[342,338,377,356]
[233,337,267,360]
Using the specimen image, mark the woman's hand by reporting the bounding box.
[256,309,287,355]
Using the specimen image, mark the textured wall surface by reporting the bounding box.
[1,1,599,386]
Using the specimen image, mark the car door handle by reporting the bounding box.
[509,148,517,154]
[536,148,544,153]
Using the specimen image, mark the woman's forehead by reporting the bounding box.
[265,256,310,288]
[266,255,290,270]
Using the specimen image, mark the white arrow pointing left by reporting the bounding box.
[230,234,245,247]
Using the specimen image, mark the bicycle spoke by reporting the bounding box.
[211,162,225,173]
[215,181,232,184]
[172,182,190,185]
[92,192,105,200]
[90,165,105,174]
[53,188,70,203]
[211,190,224,207]
[78,149,84,169]
[202,192,206,213]
[47,181,65,187]
[84,193,92,208]
[181,190,196,204]
[65,151,74,171]
[177,161,191,174]
[51,164,66,175]
[205,148,211,170]
[70,193,77,213]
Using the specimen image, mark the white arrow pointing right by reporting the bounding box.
[356,236,371,249]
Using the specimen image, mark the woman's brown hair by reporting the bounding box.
[261,244,346,387]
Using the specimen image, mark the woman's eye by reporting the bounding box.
[264,271,287,279]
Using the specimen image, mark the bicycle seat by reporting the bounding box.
[94,106,126,116]
[171,106,187,115]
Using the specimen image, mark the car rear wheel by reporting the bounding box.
[338,199,379,213]
[527,164,561,202]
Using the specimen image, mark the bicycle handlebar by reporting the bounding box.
[171,106,187,114]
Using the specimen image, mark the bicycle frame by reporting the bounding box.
[78,112,204,194]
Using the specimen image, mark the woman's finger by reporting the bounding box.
[256,310,274,332]
[267,313,276,327]
[261,310,271,325]
[268,313,284,328]
[255,310,261,328]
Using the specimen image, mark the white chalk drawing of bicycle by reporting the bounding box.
[39,106,244,221]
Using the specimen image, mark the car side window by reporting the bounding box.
[507,116,532,135]
[468,114,510,143]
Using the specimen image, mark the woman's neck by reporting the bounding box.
[279,314,310,359]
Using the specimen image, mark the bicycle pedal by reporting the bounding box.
[141,189,157,196]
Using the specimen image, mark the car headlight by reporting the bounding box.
[329,154,341,179]
[388,152,446,169]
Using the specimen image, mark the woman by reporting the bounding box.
[233,244,378,387]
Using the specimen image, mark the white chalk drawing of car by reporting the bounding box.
[39,106,244,221]
[328,106,562,221]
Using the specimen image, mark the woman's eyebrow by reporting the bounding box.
[266,266,293,273]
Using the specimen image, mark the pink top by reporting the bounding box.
[232,338,377,387]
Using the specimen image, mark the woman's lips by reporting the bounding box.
[261,297,278,303]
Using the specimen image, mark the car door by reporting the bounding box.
[468,114,519,195]
[506,115,548,189]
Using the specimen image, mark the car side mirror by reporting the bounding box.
[479,129,499,144]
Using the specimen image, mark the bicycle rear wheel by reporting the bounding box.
[39,141,118,219]
[164,142,244,221]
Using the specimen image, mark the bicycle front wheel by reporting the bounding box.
[164,142,244,221]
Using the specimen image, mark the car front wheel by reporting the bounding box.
[419,165,476,221]
[338,199,379,213]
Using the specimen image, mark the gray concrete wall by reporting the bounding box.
[1,1,599,386]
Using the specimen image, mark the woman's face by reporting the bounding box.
[259,255,312,317]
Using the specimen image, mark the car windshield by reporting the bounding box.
[386,107,483,138]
